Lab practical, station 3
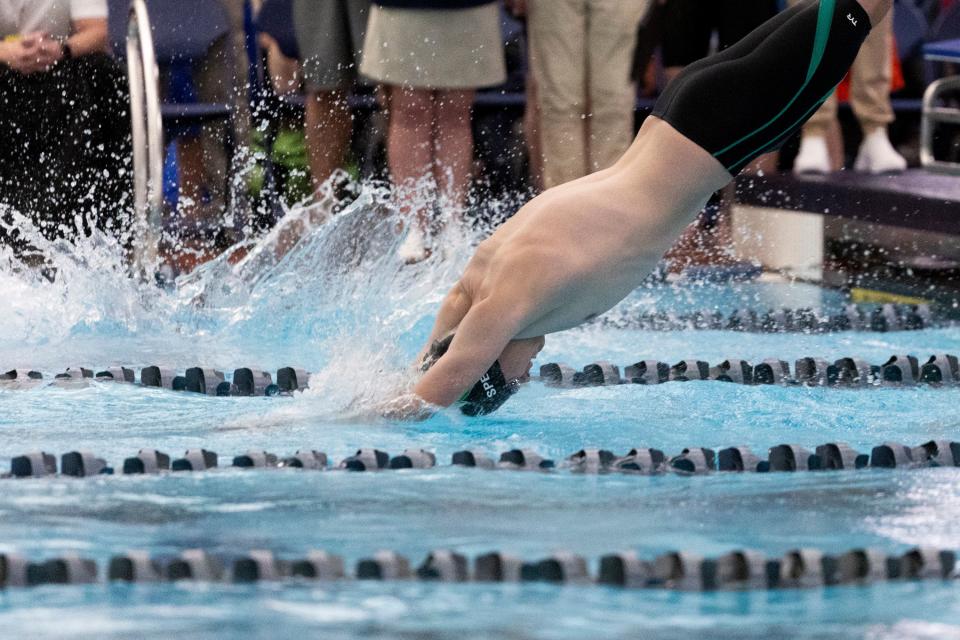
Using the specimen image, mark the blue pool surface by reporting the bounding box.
[1,201,959,639]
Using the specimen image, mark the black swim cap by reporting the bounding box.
[421,334,520,416]
[458,359,519,417]
[420,334,455,373]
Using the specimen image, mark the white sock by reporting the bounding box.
[793,135,831,174]
[854,128,907,174]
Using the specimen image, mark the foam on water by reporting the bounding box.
[1,179,485,418]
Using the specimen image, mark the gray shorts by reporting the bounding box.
[293,0,371,91]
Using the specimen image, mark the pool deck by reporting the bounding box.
[735,170,960,235]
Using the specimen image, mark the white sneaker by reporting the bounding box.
[397,226,429,264]
[854,128,907,174]
[793,135,831,174]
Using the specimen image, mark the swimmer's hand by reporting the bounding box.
[378,393,437,421]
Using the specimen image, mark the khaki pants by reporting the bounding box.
[528,0,649,188]
[789,0,894,135]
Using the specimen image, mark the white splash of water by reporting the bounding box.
[0,177,488,417]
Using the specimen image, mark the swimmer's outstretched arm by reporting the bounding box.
[415,280,473,364]
[412,293,534,408]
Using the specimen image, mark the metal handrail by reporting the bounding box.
[126,0,164,280]
[921,75,960,175]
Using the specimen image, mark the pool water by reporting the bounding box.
[1,196,959,639]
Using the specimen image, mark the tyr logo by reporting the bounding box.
[846,13,858,26]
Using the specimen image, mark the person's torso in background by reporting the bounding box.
[0,0,106,40]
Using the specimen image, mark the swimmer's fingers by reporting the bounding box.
[413,296,531,408]
[417,281,472,365]
[378,394,436,421]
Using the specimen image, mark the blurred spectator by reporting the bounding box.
[166,0,250,262]
[360,0,506,261]
[248,0,314,212]
[520,0,649,189]
[660,0,780,81]
[630,1,667,98]
[258,0,300,97]
[294,0,370,192]
[523,72,544,191]
[0,0,130,257]
[255,0,308,202]
[472,7,530,198]
[656,0,779,271]
[220,0,252,149]
[792,0,906,174]
[661,0,780,173]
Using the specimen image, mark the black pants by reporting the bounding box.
[653,0,872,175]
[661,0,782,68]
[0,54,132,253]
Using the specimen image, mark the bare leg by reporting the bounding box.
[176,135,206,225]
[432,89,475,210]
[260,34,300,95]
[304,88,353,190]
[855,0,892,27]
[523,75,544,191]
[387,86,435,229]
[742,151,779,175]
[827,118,845,170]
[170,134,217,272]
